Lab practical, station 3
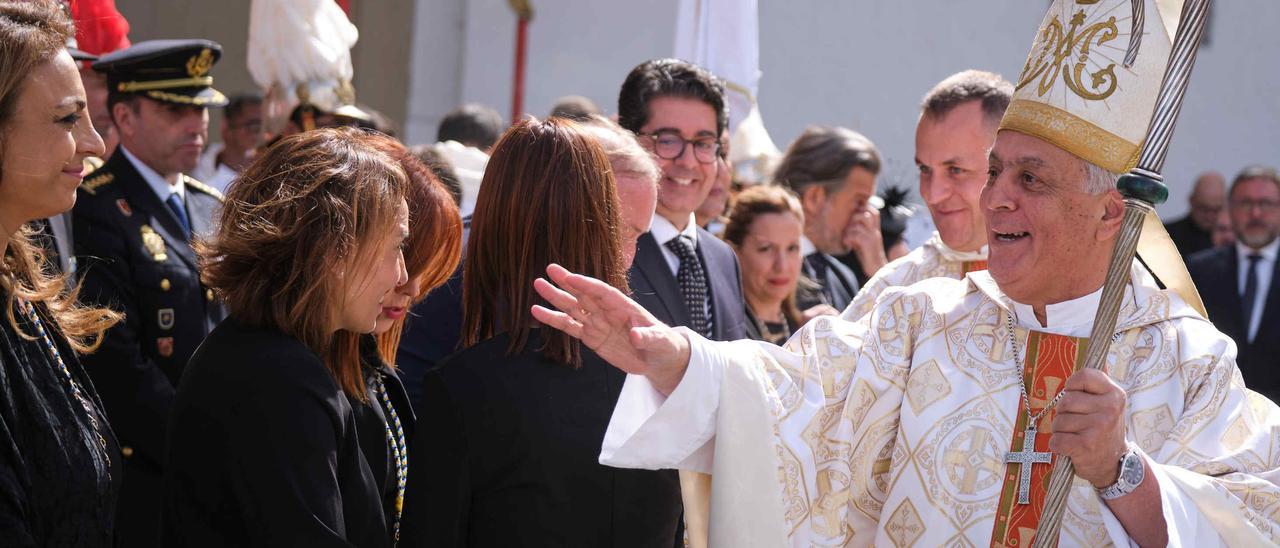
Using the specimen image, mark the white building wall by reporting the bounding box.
[406,0,1280,219]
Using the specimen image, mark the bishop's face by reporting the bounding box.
[981,130,1123,307]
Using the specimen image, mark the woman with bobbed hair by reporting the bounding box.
[0,1,123,544]
[399,117,681,547]
[162,128,412,547]
[333,132,463,545]
[722,185,810,344]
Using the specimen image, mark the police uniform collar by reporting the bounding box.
[120,146,185,202]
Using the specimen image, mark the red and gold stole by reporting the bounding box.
[963,260,989,273]
[989,331,1090,548]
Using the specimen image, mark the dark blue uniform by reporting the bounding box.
[73,151,225,545]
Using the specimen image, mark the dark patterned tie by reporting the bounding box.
[1243,253,1262,342]
[665,235,710,337]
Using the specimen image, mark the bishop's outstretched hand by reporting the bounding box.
[531,264,691,395]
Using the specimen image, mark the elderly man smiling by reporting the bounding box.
[528,1,1280,546]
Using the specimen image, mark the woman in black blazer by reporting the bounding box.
[336,134,462,546]
[399,117,682,547]
[161,128,415,547]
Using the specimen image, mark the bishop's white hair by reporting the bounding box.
[1083,160,1121,195]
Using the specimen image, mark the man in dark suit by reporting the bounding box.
[1166,171,1226,259]
[1188,166,1280,400]
[72,39,229,547]
[771,126,880,313]
[617,59,747,342]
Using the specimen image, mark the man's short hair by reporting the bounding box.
[773,126,880,197]
[549,95,601,122]
[224,92,263,122]
[437,103,503,149]
[921,70,1013,126]
[617,58,728,137]
[1231,165,1280,195]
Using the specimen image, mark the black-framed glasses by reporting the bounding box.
[639,130,722,164]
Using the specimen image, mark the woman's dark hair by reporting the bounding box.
[617,58,728,137]
[198,127,407,399]
[461,117,626,367]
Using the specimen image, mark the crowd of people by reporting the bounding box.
[2,0,1280,546]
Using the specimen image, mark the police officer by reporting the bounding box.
[72,39,228,547]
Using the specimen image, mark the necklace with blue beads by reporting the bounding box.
[373,373,408,546]
[16,297,111,482]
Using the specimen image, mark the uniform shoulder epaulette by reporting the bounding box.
[80,172,115,195]
[184,175,224,201]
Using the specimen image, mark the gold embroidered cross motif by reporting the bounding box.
[1017,6,1122,101]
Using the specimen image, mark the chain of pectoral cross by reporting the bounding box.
[1001,313,1122,505]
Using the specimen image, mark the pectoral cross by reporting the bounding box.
[1004,423,1053,505]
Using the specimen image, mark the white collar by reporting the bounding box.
[1007,286,1103,336]
[1237,238,1280,262]
[121,146,184,201]
[800,235,817,257]
[650,212,699,248]
[928,231,987,262]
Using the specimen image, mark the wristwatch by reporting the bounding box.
[1097,447,1145,500]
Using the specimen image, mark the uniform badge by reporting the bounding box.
[156,337,175,358]
[158,308,176,330]
[140,225,168,262]
[116,199,133,217]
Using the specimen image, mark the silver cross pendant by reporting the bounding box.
[1004,422,1053,505]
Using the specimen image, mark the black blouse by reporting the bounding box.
[161,317,389,547]
[0,292,120,547]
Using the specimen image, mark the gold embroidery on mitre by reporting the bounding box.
[1017,4,1123,101]
[186,48,214,77]
[1000,99,1142,173]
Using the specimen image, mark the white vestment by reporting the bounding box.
[602,262,1280,546]
[845,231,987,321]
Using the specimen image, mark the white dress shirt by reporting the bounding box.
[1237,239,1279,342]
[121,145,185,203]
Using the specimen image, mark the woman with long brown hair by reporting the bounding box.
[0,1,123,544]
[722,185,810,344]
[161,128,411,546]
[333,133,462,546]
[399,117,681,547]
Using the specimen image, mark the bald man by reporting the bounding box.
[1165,171,1226,258]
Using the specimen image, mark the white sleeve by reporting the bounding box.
[599,327,737,473]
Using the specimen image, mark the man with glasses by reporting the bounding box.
[192,93,265,193]
[617,58,747,343]
[1189,166,1280,401]
[1165,171,1227,258]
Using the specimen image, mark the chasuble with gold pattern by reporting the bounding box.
[844,232,988,321]
[600,262,1280,547]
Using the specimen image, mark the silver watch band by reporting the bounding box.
[1097,447,1144,500]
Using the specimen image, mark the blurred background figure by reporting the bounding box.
[435,103,502,216]
[1212,206,1235,248]
[772,125,879,313]
[71,0,131,161]
[192,92,265,193]
[400,118,680,547]
[876,186,915,261]
[548,94,601,122]
[1166,171,1227,259]
[722,185,810,344]
[1188,166,1280,402]
[696,145,733,233]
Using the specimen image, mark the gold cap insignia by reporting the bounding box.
[186,48,214,78]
